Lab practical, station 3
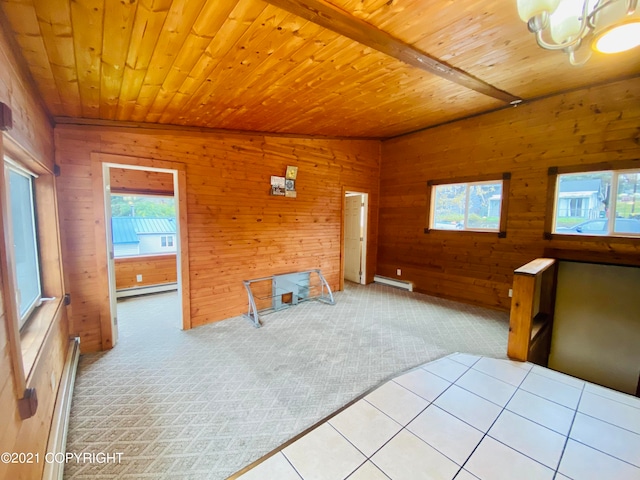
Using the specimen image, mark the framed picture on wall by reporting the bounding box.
[286,166,298,180]
[271,176,285,195]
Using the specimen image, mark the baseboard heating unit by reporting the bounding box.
[43,336,80,480]
[374,275,414,292]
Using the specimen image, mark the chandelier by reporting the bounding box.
[516,0,640,65]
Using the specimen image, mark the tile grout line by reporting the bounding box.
[583,389,640,411]
[455,361,549,478]
[552,382,587,479]
[252,353,476,480]
[566,436,640,471]
[574,409,640,437]
[367,355,485,477]
[344,354,479,476]
[280,450,308,480]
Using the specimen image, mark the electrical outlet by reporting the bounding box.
[508,288,513,297]
[136,274,143,282]
[396,268,401,276]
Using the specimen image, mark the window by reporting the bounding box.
[426,174,510,235]
[2,134,67,413]
[552,168,640,237]
[4,159,42,328]
[160,235,174,247]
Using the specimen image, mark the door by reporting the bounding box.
[344,194,362,283]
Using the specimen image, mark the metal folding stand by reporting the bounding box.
[242,269,335,327]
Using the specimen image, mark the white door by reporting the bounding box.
[344,195,362,283]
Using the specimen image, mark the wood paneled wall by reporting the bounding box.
[115,254,177,290]
[55,125,380,352]
[0,18,53,167]
[379,78,640,311]
[110,167,174,195]
[0,21,69,479]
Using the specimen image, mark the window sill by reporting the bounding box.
[114,252,177,262]
[545,233,640,244]
[20,297,64,382]
[424,227,506,238]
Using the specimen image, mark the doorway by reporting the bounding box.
[343,191,368,285]
[93,152,190,350]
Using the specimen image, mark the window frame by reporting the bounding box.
[4,158,43,328]
[545,160,640,241]
[0,133,66,414]
[425,172,511,237]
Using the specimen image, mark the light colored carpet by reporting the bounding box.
[64,283,509,479]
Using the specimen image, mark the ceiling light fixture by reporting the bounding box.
[517,0,640,65]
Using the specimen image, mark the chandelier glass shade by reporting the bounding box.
[516,0,640,64]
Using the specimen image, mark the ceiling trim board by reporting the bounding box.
[52,116,380,141]
[263,0,520,103]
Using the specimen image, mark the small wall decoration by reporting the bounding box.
[286,165,298,180]
[271,166,298,197]
[270,176,285,196]
[285,179,296,197]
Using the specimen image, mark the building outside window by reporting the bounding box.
[161,235,174,247]
[553,170,640,236]
[431,180,503,232]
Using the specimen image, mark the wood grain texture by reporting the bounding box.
[507,273,536,361]
[0,302,68,480]
[55,124,380,352]
[379,78,640,311]
[0,13,53,165]
[327,0,640,100]
[264,0,518,102]
[5,1,636,137]
[0,24,68,478]
[508,259,557,364]
[92,160,113,350]
[110,167,174,195]
[514,258,555,276]
[115,254,177,290]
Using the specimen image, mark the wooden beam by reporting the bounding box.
[263,0,520,103]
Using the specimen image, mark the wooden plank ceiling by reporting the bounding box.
[1,0,638,138]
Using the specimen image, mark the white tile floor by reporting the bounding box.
[234,353,640,480]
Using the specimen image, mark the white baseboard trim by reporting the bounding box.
[43,336,80,480]
[116,283,177,298]
[374,275,414,292]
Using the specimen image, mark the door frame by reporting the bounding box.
[340,186,369,291]
[92,153,190,350]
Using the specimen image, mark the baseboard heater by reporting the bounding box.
[374,275,414,292]
[116,282,177,298]
[43,336,80,480]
